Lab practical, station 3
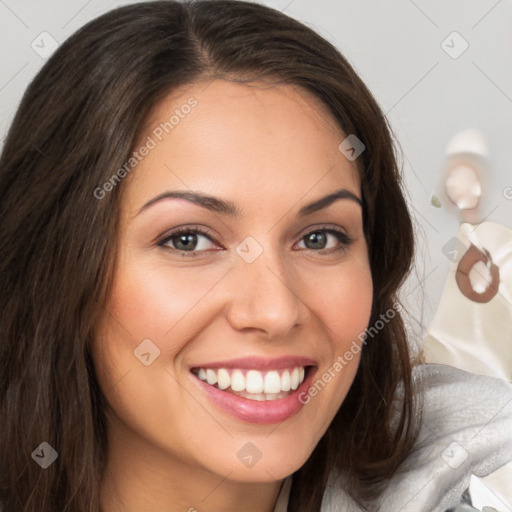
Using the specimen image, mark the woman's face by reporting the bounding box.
[93,79,373,485]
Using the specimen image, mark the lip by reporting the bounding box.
[190,363,318,424]
[189,356,317,371]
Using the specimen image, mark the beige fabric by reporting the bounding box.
[423,221,512,381]
[422,221,512,507]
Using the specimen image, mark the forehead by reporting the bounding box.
[125,79,361,212]
[143,78,344,135]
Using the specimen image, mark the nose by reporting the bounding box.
[224,241,305,339]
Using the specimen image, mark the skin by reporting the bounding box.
[93,79,373,512]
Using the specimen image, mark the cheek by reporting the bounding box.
[91,251,233,418]
[102,256,224,346]
[91,258,198,399]
[297,256,373,410]
[91,259,211,448]
[302,258,373,346]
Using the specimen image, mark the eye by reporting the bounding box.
[157,224,353,258]
[296,226,353,254]
[157,226,219,257]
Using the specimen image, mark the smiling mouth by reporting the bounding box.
[191,366,311,401]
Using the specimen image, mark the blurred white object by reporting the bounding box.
[468,260,492,294]
[423,221,512,508]
[469,475,512,512]
[423,221,512,381]
[445,165,482,210]
[437,129,490,225]
[445,129,489,158]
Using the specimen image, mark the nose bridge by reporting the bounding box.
[225,234,303,336]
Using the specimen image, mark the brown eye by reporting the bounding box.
[169,232,200,251]
[297,227,353,253]
[158,227,219,257]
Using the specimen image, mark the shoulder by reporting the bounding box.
[320,363,512,512]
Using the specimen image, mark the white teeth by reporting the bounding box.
[246,370,264,393]
[230,370,245,392]
[281,370,291,391]
[217,368,230,390]
[263,370,281,394]
[206,369,217,386]
[194,366,307,399]
[290,368,299,390]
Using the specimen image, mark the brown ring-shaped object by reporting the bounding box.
[455,244,500,303]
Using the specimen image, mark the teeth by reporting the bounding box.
[264,370,281,394]
[281,370,291,391]
[217,368,230,390]
[246,370,264,393]
[290,368,299,390]
[194,366,307,399]
[206,369,217,386]
[230,370,245,392]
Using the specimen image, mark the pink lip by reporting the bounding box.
[190,365,318,424]
[189,356,316,371]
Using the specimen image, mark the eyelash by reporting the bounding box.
[156,225,354,258]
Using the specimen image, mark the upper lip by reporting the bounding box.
[189,356,317,371]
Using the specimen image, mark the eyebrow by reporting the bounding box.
[137,188,362,218]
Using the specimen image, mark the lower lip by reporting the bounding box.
[191,368,317,424]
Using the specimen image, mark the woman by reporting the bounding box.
[0,1,510,511]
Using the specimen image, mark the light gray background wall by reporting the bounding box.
[1,0,511,348]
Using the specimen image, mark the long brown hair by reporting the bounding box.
[0,1,420,510]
